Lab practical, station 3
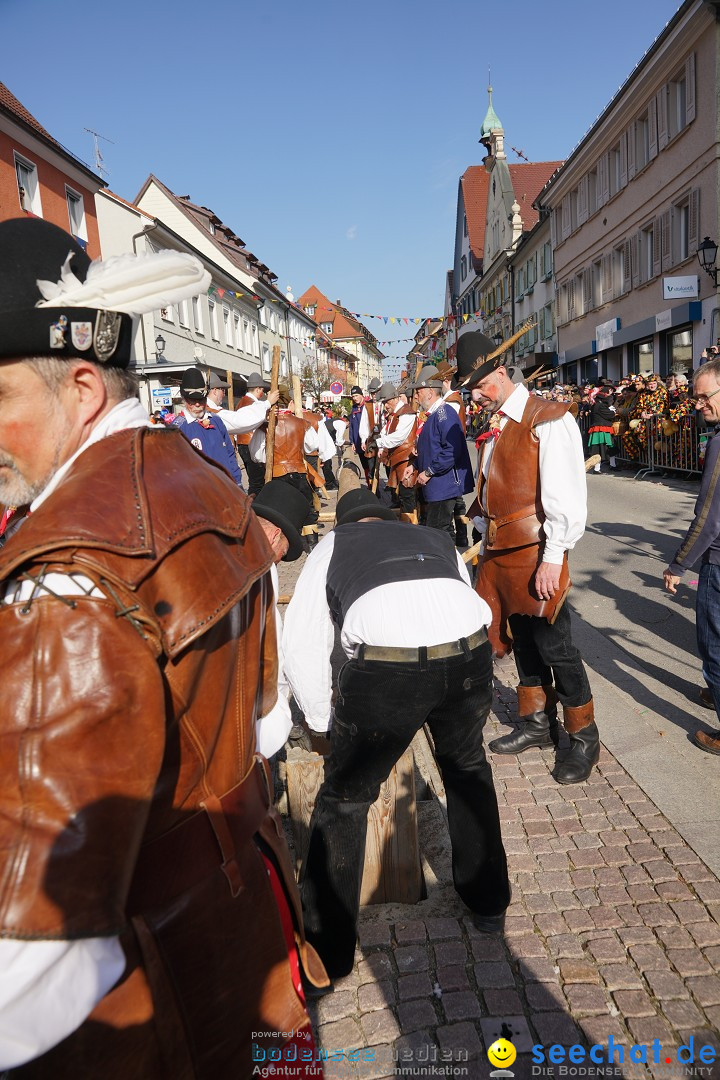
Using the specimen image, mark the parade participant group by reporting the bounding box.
[0,214,719,1075]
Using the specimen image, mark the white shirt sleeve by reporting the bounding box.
[333,420,348,447]
[303,425,320,455]
[256,565,293,757]
[282,534,337,732]
[208,398,269,435]
[249,427,266,464]
[0,937,125,1069]
[317,421,337,463]
[377,413,414,450]
[537,413,587,564]
[358,407,371,443]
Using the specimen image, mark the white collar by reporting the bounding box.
[180,405,209,423]
[498,382,528,422]
[427,396,444,415]
[31,398,153,513]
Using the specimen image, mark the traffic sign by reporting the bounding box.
[329,380,343,395]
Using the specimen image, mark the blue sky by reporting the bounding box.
[2,0,681,364]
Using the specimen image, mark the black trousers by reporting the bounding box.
[508,603,591,707]
[237,444,266,497]
[299,639,510,978]
[424,497,456,535]
[276,472,318,526]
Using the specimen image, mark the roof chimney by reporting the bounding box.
[335,299,342,307]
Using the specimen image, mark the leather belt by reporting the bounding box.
[356,626,487,664]
[127,756,271,914]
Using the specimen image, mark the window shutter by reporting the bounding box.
[648,96,658,159]
[620,131,628,188]
[661,209,672,271]
[686,52,696,125]
[653,218,662,278]
[561,195,571,240]
[623,238,633,291]
[626,123,636,181]
[578,176,589,224]
[583,268,592,311]
[632,232,641,288]
[602,253,612,302]
[600,153,610,204]
[657,86,669,150]
[568,279,575,320]
[539,306,545,340]
[689,187,700,254]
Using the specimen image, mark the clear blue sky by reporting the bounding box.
[2,0,681,364]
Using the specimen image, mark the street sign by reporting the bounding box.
[151,386,172,409]
[329,380,343,395]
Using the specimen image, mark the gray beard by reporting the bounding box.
[0,450,62,508]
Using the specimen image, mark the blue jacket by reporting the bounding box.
[416,401,473,502]
[174,413,244,487]
[348,404,365,453]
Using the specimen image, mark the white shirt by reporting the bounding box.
[358,400,377,443]
[376,401,414,450]
[316,419,337,464]
[255,564,292,757]
[474,382,586,565]
[443,389,462,415]
[248,412,319,464]
[206,394,270,435]
[333,419,349,447]
[282,529,492,732]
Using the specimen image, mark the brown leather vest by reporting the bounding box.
[444,390,466,431]
[386,404,418,469]
[272,412,308,476]
[302,410,320,432]
[235,393,257,445]
[480,395,568,550]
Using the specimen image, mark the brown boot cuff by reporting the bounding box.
[517,684,556,716]
[563,700,595,733]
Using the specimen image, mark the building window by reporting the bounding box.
[638,224,654,283]
[673,198,690,263]
[461,255,467,281]
[281,351,288,376]
[609,142,622,197]
[160,304,174,323]
[635,340,654,371]
[668,72,687,140]
[668,328,692,373]
[177,299,188,327]
[259,305,268,328]
[321,322,333,335]
[587,167,598,217]
[463,214,468,237]
[304,304,316,317]
[242,318,249,353]
[233,312,240,349]
[14,153,42,215]
[569,188,578,233]
[636,112,650,171]
[192,295,203,334]
[262,343,271,372]
[251,321,260,358]
[269,309,277,334]
[592,260,602,308]
[516,268,525,298]
[209,299,219,340]
[223,306,233,346]
[65,187,87,240]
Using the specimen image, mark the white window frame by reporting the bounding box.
[223,306,233,347]
[262,343,271,373]
[242,318,249,354]
[252,321,260,358]
[234,312,241,350]
[209,298,219,340]
[177,299,189,327]
[65,185,87,240]
[14,152,42,216]
[192,295,203,335]
[160,303,174,324]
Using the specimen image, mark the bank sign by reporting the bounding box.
[663,275,699,299]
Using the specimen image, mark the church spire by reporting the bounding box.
[480,83,505,164]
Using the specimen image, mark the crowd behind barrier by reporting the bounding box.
[576,410,705,479]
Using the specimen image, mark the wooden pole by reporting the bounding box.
[264,345,282,484]
[226,369,234,410]
[291,374,304,419]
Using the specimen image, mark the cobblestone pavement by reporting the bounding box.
[276,510,720,1080]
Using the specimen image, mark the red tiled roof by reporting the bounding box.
[508,162,564,231]
[459,167,490,263]
[297,285,381,354]
[0,82,102,184]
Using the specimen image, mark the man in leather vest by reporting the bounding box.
[283,487,509,978]
[462,330,598,786]
[0,218,327,1077]
[375,381,418,520]
[232,372,274,496]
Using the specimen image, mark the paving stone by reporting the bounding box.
[510,934,548,958]
[546,934,585,959]
[433,941,468,968]
[435,965,468,993]
[503,914,535,937]
[358,922,392,947]
[394,1029,437,1058]
[525,892,557,914]
[558,959,602,983]
[570,867,596,888]
[473,961,514,989]
[442,991,482,1022]
[516,957,559,983]
[667,948,714,978]
[579,1015,630,1047]
[689,921,720,948]
[564,984,610,1015]
[617,926,656,946]
[694,879,720,904]
[598,845,630,865]
[644,970,689,1000]
[599,964,644,991]
[436,1022,483,1059]
[526,981,566,1010]
[483,988,524,1015]
[629,943,671,970]
[394,920,427,945]
[626,1016,676,1045]
[661,998,707,1029]
[320,1017,363,1050]
[623,864,651,885]
[396,1000,438,1034]
[654,880,695,902]
[317,990,358,1023]
[553,890,582,910]
[575,887,600,907]
[398,973,433,1001]
[594,866,625,886]
[655,925,694,949]
[361,1009,401,1044]
[671,900,712,924]
[469,933,506,961]
[563,908,597,933]
[358,981,395,1013]
[424,917,462,941]
[614,904,644,927]
[637,902,679,927]
[533,913,570,937]
[686,975,720,1007]
[531,1011,583,1045]
[627,883,659,903]
[612,990,657,1017]
[358,953,394,983]
[589,905,626,929]
[573,832,603,850]
[393,947,429,974]
[644,860,678,883]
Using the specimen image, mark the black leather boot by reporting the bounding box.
[555,700,599,784]
[454,519,469,548]
[489,685,559,754]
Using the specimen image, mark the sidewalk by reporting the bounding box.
[276,516,720,1080]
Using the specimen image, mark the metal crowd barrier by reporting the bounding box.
[576,411,704,479]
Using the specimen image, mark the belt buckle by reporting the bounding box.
[486,519,497,547]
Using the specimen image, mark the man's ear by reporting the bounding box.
[64,361,109,425]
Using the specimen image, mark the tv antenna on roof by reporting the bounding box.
[84,128,114,179]
[511,146,530,162]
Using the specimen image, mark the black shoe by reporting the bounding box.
[454,526,469,548]
[700,686,715,710]
[472,911,506,934]
[555,722,600,784]
[489,712,559,754]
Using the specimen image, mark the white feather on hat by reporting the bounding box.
[35,249,211,316]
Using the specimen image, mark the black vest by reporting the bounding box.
[326,521,463,628]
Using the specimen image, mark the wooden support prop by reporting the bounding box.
[264,345,282,484]
[584,454,601,472]
[277,594,292,605]
[226,369,234,410]
[285,746,424,906]
[291,374,304,419]
[462,539,483,563]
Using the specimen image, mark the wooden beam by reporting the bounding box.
[264,346,282,484]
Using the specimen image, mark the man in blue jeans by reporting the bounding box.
[664,357,720,755]
[282,487,510,978]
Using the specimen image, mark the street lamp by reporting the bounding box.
[154,333,166,361]
[493,332,504,347]
[697,236,719,286]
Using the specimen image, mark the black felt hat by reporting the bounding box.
[180,367,207,400]
[335,488,396,526]
[455,331,497,384]
[252,479,307,561]
[0,217,134,366]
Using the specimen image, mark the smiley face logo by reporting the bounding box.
[488,1038,517,1069]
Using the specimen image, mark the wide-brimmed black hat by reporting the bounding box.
[335,488,396,526]
[455,331,497,384]
[252,479,307,561]
[180,367,207,400]
[0,217,135,366]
